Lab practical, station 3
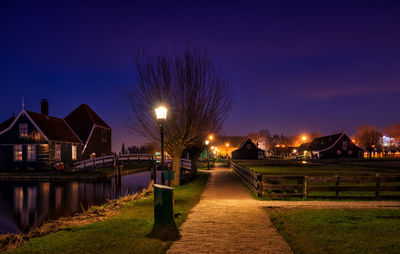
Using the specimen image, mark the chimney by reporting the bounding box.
[41,99,49,116]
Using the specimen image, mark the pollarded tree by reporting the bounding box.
[127,45,232,185]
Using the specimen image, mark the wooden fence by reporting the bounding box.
[231,161,262,196]
[231,162,400,200]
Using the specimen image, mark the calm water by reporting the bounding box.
[0,170,160,234]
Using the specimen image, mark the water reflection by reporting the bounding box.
[0,170,156,234]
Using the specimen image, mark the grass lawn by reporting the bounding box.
[236,159,400,175]
[268,209,400,254]
[9,172,209,254]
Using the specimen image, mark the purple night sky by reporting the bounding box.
[1,0,400,151]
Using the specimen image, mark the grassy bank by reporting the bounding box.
[9,172,209,254]
[268,209,400,254]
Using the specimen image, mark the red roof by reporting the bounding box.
[0,116,15,132]
[65,104,110,143]
[26,111,82,143]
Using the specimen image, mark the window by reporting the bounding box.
[55,144,61,161]
[72,145,77,160]
[342,141,347,151]
[337,150,342,155]
[27,145,36,161]
[14,145,23,161]
[19,123,28,138]
[101,129,107,142]
[348,150,353,155]
[247,144,251,149]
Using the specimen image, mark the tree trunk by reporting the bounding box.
[191,156,199,177]
[171,155,181,186]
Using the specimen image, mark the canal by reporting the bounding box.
[0,170,158,234]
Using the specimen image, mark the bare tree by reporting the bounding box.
[355,125,382,159]
[127,45,232,185]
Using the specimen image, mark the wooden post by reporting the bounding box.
[93,158,96,170]
[335,175,340,196]
[303,175,308,199]
[376,173,380,198]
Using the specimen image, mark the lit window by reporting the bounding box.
[55,144,61,161]
[72,145,77,160]
[247,144,251,149]
[27,145,36,161]
[14,145,23,161]
[342,141,347,151]
[101,129,107,142]
[19,123,28,138]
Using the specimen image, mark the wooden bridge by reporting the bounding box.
[73,154,191,171]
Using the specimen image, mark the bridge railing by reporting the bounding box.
[73,154,191,171]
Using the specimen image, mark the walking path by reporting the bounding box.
[168,166,293,254]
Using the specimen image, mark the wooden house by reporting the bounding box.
[231,138,265,160]
[0,100,111,170]
[266,146,299,159]
[301,133,364,159]
[65,104,111,159]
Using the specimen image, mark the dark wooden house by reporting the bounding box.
[0,100,111,170]
[65,104,112,159]
[302,133,364,159]
[231,138,265,160]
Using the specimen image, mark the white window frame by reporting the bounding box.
[27,144,36,161]
[19,123,28,138]
[55,144,61,161]
[342,141,347,151]
[14,145,23,161]
[72,145,77,160]
[101,129,107,142]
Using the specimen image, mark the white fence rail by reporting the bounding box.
[73,154,191,170]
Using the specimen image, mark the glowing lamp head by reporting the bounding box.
[209,135,214,140]
[301,136,307,141]
[226,143,229,147]
[205,140,210,145]
[155,106,167,120]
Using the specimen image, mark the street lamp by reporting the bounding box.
[225,143,230,157]
[155,106,168,185]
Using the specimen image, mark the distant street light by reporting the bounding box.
[301,135,308,141]
[209,135,214,140]
[205,140,210,145]
[225,143,230,157]
[155,106,169,185]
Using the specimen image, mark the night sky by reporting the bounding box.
[1,0,400,151]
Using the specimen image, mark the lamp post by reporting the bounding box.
[155,106,168,185]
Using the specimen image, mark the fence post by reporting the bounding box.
[335,175,340,196]
[93,158,96,170]
[375,173,380,198]
[304,175,308,199]
[257,173,262,197]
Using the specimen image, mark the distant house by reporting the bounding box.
[0,100,111,170]
[266,146,299,159]
[231,138,265,160]
[301,133,363,159]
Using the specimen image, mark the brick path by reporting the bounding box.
[167,167,293,254]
